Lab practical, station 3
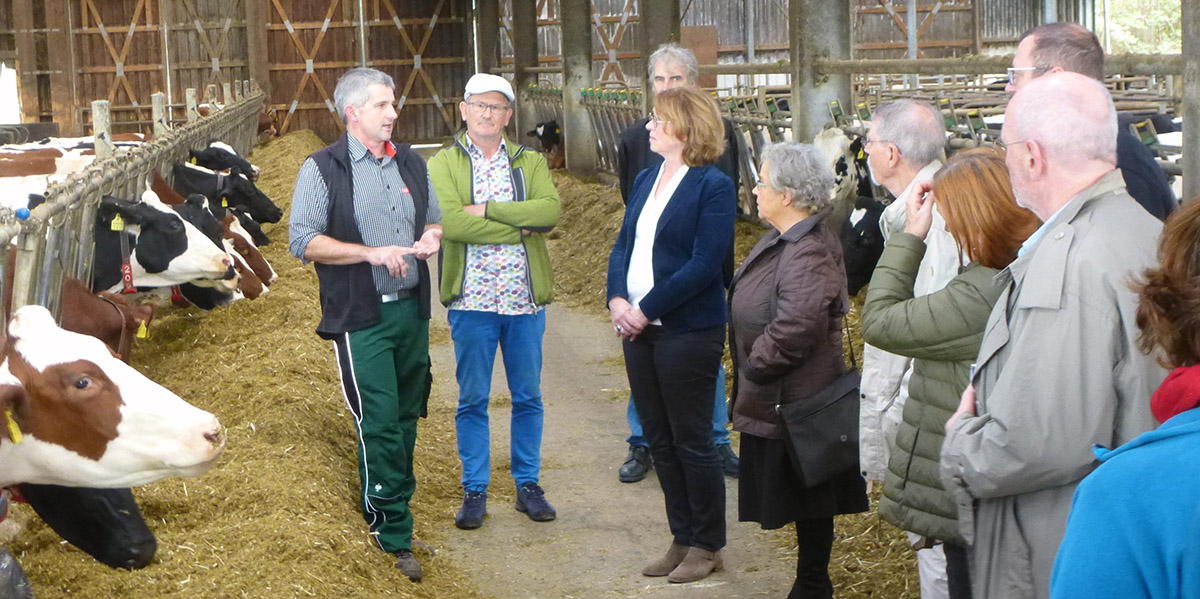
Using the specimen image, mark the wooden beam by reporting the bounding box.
[11,0,38,123]
[46,0,77,134]
[245,0,270,98]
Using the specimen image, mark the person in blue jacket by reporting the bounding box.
[1050,197,1200,599]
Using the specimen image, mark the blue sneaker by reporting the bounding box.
[454,490,487,530]
[515,482,556,522]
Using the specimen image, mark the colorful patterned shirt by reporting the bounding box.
[449,137,537,315]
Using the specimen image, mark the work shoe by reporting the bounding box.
[395,549,423,582]
[668,547,723,583]
[642,541,690,577]
[515,482,557,522]
[619,445,653,483]
[454,490,487,530]
[717,444,740,479]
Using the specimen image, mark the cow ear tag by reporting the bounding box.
[857,148,865,160]
[111,214,125,231]
[222,198,228,208]
[137,321,149,339]
[4,410,22,444]
[190,156,198,165]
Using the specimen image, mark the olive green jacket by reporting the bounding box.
[860,232,1005,544]
[428,131,561,307]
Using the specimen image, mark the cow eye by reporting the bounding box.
[74,376,92,390]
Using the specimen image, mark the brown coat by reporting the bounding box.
[729,213,849,440]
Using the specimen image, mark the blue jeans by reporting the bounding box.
[449,309,546,493]
[627,364,730,448]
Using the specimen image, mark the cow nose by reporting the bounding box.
[221,265,237,280]
[222,255,232,267]
[204,426,226,448]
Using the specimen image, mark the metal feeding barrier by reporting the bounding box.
[0,82,265,329]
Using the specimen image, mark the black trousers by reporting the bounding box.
[790,517,835,599]
[623,324,726,551]
[944,542,973,599]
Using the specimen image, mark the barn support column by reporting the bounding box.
[561,0,598,174]
[246,0,271,99]
[477,0,500,73]
[1044,0,1058,23]
[638,0,680,112]
[790,0,851,142]
[1183,0,1198,202]
[512,0,540,140]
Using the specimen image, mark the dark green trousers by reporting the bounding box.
[332,298,430,553]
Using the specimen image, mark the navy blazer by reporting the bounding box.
[606,163,736,332]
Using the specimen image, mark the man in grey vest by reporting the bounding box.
[288,67,443,582]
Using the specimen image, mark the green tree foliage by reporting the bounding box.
[1104,0,1182,53]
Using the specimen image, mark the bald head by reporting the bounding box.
[1006,71,1117,167]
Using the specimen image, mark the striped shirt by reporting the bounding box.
[289,135,441,294]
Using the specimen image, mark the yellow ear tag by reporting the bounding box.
[857,148,865,160]
[4,410,22,444]
[137,320,149,339]
[111,213,125,231]
[190,156,198,164]
[222,198,228,208]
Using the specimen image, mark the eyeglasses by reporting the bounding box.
[1006,65,1052,84]
[863,137,892,147]
[647,111,671,129]
[466,100,511,115]
[995,137,1030,152]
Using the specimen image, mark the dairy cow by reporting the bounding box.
[16,484,156,570]
[172,161,282,224]
[189,140,260,181]
[0,305,225,488]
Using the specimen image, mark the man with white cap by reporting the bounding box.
[428,73,562,531]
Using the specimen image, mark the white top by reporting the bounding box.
[627,164,689,326]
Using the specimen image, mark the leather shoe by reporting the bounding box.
[619,445,652,483]
[515,482,557,522]
[395,549,423,582]
[454,490,487,530]
[717,444,740,478]
[668,547,723,583]
[642,542,689,577]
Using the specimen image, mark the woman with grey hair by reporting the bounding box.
[728,142,868,599]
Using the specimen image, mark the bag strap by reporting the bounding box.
[843,316,858,370]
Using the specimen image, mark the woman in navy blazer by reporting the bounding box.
[606,86,736,583]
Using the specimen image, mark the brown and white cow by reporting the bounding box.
[0,305,225,488]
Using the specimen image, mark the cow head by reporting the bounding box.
[231,207,271,246]
[525,120,562,153]
[18,483,157,570]
[190,140,260,181]
[0,305,225,488]
[219,167,282,224]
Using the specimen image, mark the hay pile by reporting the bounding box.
[547,172,919,598]
[7,130,479,599]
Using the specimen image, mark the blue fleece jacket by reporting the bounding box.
[1050,408,1200,599]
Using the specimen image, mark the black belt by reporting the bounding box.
[380,288,418,303]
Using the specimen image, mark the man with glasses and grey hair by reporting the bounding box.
[428,73,561,532]
[289,67,443,582]
[1006,22,1175,220]
[614,42,742,484]
[860,99,967,599]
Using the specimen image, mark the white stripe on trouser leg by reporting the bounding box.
[333,335,386,546]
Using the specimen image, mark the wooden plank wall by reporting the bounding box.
[163,0,251,123]
[852,0,979,60]
[74,0,167,132]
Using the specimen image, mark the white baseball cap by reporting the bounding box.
[464,73,515,102]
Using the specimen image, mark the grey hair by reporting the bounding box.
[334,68,394,124]
[646,43,699,84]
[871,99,945,167]
[761,142,836,214]
[1010,74,1116,165]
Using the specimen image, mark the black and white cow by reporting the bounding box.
[526,120,565,169]
[188,140,260,181]
[172,161,283,224]
[17,484,156,570]
[812,127,887,296]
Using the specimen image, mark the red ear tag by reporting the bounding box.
[401,187,410,194]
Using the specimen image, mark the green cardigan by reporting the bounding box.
[428,131,561,307]
[860,232,1006,544]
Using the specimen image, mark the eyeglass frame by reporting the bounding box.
[646,110,671,129]
[465,99,512,115]
[1006,65,1052,84]
[994,137,1032,153]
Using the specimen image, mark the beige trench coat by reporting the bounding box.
[941,170,1167,599]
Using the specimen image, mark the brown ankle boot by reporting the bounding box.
[642,542,690,576]
[667,547,723,583]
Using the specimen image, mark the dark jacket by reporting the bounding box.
[309,134,431,339]
[860,232,1007,544]
[728,212,848,440]
[1116,128,1176,221]
[606,164,735,332]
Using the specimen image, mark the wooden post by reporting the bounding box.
[152,92,169,138]
[512,0,539,137]
[561,0,598,174]
[245,0,271,98]
[206,84,219,105]
[1183,0,1198,202]
[11,0,38,124]
[639,0,680,112]
[790,0,851,142]
[223,82,233,106]
[187,88,200,121]
[92,100,113,158]
[477,0,500,73]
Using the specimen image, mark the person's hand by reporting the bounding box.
[412,228,443,260]
[366,245,418,278]
[904,180,936,239]
[463,203,486,217]
[608,297,646,340]
[946,383,977,432]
